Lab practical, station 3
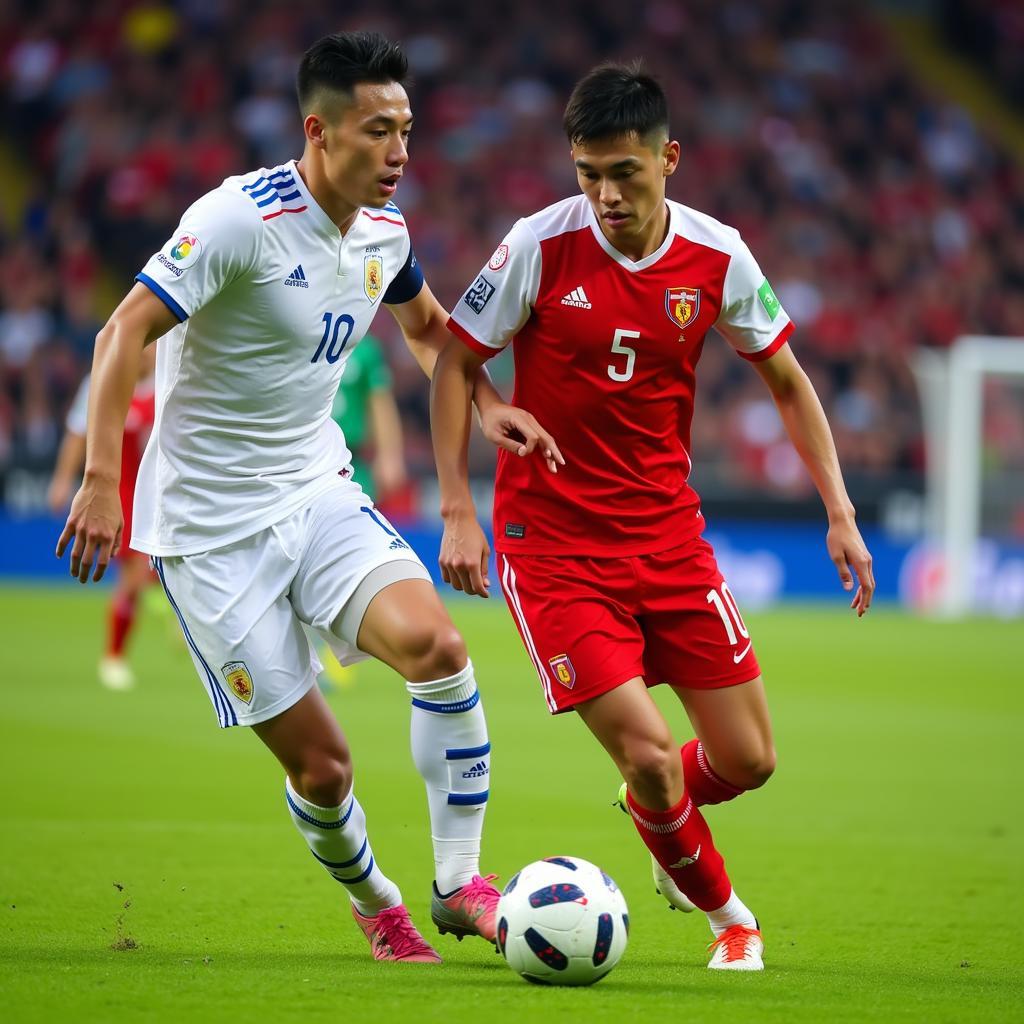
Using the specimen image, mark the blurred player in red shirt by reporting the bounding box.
[431,63,874,972]
[49,348,156,690]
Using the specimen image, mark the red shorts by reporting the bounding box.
[497,537,761,714]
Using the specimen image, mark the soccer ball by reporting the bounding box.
[495,856,629,986]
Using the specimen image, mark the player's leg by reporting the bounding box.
[577,680,762,970]
[153,530,440,963]
[99,553,150,691]
[291,489,497,942]
[349,576,499,940]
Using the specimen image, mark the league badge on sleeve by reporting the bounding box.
[364,254,384,302]
[548,653,576,690]
[488,244,509,271]
[665,286,700,330]
[463,274,495,314]
[221,661,254,704]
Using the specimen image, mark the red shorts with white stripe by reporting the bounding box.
[498,537,761,714]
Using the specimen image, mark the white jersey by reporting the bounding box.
[132,160,422,556]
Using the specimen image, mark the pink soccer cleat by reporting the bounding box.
[351,903,443,963]
[430,873,501,943]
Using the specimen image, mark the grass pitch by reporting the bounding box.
[0,585,1021,1022]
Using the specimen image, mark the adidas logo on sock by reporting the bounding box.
[462,760,489,779]
[561,285,592,309]
[285,264,309,288]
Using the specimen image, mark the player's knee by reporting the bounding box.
[293,753,353,808]
[622,738,681,806]
[401,625,468,682]
[728,746,777,790]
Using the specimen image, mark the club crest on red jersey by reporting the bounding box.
[665,286,700,330]
[221,661,254,704]
[548,653,576,689]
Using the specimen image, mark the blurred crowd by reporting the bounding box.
[2,0,1023,509]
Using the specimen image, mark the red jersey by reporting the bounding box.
[120,386,156,539]
[448,195,794,557]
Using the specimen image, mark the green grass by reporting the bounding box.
[0,585,1021,1022]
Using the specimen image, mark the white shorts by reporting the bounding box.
[152,477,431,728]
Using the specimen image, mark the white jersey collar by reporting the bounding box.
[288,159,345,238]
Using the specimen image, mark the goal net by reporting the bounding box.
[911,336,1024,617]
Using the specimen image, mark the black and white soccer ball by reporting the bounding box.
[495,856,629,986]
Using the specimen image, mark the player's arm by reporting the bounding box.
[56,285,177,583]
[430,337,493,597]
[752,345,875,615]
[387,283,561,466]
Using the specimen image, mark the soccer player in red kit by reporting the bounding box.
[49,358,157,690]
[430,63,874,971]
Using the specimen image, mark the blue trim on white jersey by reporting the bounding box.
[447,790,489,806]
[411,690,480,714]
[285,788,356,829]
[154,557,237,727]
[136,273,188,322]
[445,742,491,760]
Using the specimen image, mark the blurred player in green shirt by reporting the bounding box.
[331,334,407,502]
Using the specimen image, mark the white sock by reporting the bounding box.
[706,889,758,938]
[285,777,401,916]
[406,660,489,894]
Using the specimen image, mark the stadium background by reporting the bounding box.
[1,2,1022,1021]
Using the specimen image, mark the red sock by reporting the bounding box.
[107,594,137,656]
[625,788,731,912]
[681,739,745,807]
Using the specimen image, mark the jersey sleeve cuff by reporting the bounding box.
[447,317,504,360]
[136,273,189,322]
[739,320,795,362]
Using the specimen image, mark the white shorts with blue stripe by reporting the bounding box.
[153,476,430,727]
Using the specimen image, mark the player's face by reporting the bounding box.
[308,81,413,217]
[572,133,680,258]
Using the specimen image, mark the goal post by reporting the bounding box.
[913,335,1024,617]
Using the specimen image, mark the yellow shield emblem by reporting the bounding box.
[221,661,254,704]
[665,286,701,330]
[547,653,576,689]
[364,255,384,302]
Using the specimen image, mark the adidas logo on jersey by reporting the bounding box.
[462,760,489,779]
[561,285,592,309]
[388,537,410,551]
[285,265,309,288]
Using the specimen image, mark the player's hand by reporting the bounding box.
[826,517,874,617]
[479,403,565,474]
[372,453,408,501]
[439,512,491,598]
[55,477,123,584]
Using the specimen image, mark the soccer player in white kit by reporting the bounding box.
[55,31,555,964]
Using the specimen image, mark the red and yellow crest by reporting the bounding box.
[364,255,383,302]
[665,286,700,330]
[221,661,254,704]
[548,653,576,689]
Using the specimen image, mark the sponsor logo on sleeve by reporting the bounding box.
[364,254,384,302]
[757,279,781,321]
[488,244,509,271]
[548,654,576,689]
[665,286,700,330]
[463,274,495,314]
[221,661,254,704]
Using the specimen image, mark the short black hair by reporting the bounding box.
[297,31,408,115]
[563,61,669,146]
